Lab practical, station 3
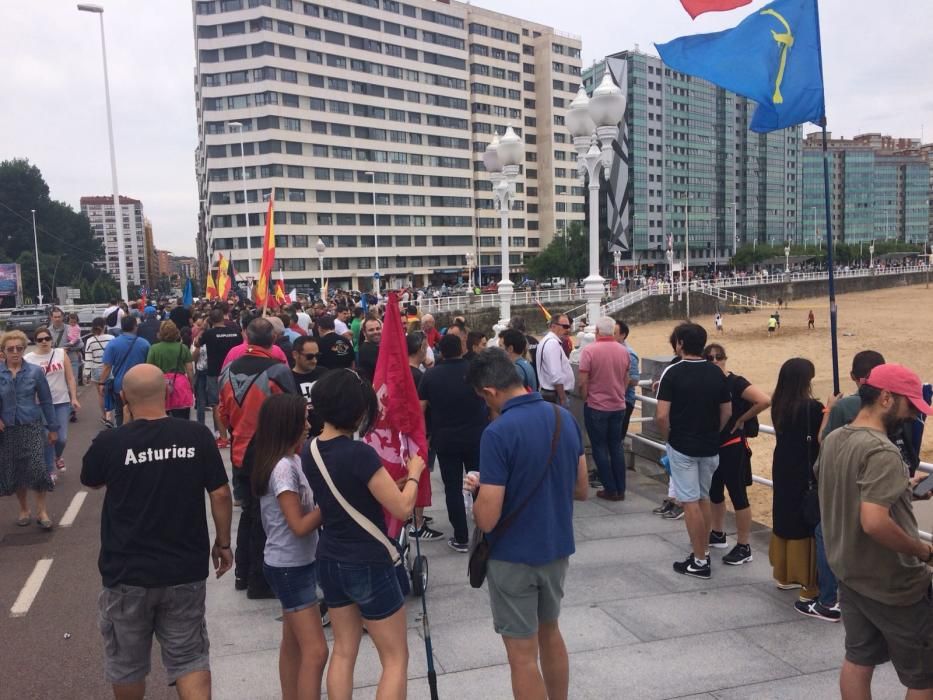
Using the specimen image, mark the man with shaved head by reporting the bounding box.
[82,364,232,699]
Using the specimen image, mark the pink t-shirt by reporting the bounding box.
[579,337,630,412]
[222,341,288,368]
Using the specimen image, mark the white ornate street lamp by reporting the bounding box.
[483,125,523,333]
[784,241,791,274]
[315,237,326,298]
[869,239,875,269]
[567,74,626,347]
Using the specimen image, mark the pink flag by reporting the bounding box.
[362,291,431,537]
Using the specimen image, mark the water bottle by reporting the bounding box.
[463,470,480,515]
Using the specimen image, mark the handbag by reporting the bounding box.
[468,404,562,589]
[801,401,822,528]
[309,438,410,596]
[164,344,194,410]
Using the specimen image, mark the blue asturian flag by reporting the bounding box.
[182,278,193,306]
[656,0,825,132]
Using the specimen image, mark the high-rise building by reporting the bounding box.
[583,49,801,272]
[80,195,149,287]
[192,0,582,292]
[801,132,930,245]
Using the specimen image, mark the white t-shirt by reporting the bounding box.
[25,348,69,404]
[260,455,318,568]
[334,318,350,336]
[296,311,312,333]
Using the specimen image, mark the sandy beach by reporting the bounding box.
[622,282,933,529]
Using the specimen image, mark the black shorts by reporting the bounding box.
[709,442,750,510]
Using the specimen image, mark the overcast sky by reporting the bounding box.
[2,0,930,256]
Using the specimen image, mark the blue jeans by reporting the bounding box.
[45,402,71,473]
[814,522,837,607]
[583,405,626,495]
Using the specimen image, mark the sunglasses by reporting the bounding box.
[555,323,571,329]
[35,336,51,342]
[706,354,726,362]
[4,346,26,353]
[301,353,321,360]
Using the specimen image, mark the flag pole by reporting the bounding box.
[820,119,840,395]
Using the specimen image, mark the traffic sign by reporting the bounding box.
[373,272,381,279]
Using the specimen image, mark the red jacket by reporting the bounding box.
[218,346,297,468]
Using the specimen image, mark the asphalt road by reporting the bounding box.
[0,384,174,699]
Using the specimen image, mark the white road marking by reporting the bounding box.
[59,491,88,528]
[10,558,53,617]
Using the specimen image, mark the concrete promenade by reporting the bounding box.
[208,468,905,699]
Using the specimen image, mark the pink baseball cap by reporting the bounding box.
[864,364,933,416]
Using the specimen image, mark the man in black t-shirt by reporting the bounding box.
[655,322,731,580]
[81,364,232,698]
[292,336,328,436]
[419,333,489,551]
[316,314,355,370]
[193,309,242,448]
[357,317,382,384]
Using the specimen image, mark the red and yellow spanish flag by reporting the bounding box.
[205,269,218,300]
[216,253,231,299]
[273,278,288,307]
[536,299,552,323]
[255,198,276,307]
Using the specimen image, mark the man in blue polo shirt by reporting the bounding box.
[464,348,588,700]
[99,316,151,427]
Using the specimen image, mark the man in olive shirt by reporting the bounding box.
[817,363,933,695]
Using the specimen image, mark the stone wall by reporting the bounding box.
[615,270,931,327]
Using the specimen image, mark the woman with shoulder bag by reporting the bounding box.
[301,369,425,700]
[25,325,80,477]
[83,317,115,427]
[253,394,328,700]
[769,358,838,620]
[146,320,194,419]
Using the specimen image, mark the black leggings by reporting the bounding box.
[709,442,750,510]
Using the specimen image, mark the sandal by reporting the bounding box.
[38,518,53,531]
[16,516,31,527]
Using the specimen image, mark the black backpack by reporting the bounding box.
[106,308,120,327]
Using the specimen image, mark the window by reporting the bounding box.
[224,45,247,60]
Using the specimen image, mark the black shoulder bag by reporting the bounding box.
[468,404,562,588]
[801,401,822,529]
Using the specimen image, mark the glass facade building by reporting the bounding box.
[801,133,930,245]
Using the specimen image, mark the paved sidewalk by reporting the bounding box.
[207,468,904,699]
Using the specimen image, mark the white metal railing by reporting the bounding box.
[629,390,932,542]
[419,264,931,317]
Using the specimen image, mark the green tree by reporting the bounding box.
[0,158,119,304]
[526,221,588,282]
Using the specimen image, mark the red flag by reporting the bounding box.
[680,0,750,19]
[274,278,288,307]
[362,291,431,537]
[255,198,276,307]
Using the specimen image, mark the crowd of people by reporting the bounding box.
[2,288,931,698]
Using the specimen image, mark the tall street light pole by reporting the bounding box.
[315,237,326,298]
[365,171,380,298]
[227,121,252,279]
[483,126,523,333]
[78,3,128,302]
[567,76,626,347]
[30,209,44,305]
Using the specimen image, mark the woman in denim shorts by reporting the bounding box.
[253,394,328,699]
[302,369,426,700]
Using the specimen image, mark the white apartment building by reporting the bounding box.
[192,0,582,292]
[80,196,149,288]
